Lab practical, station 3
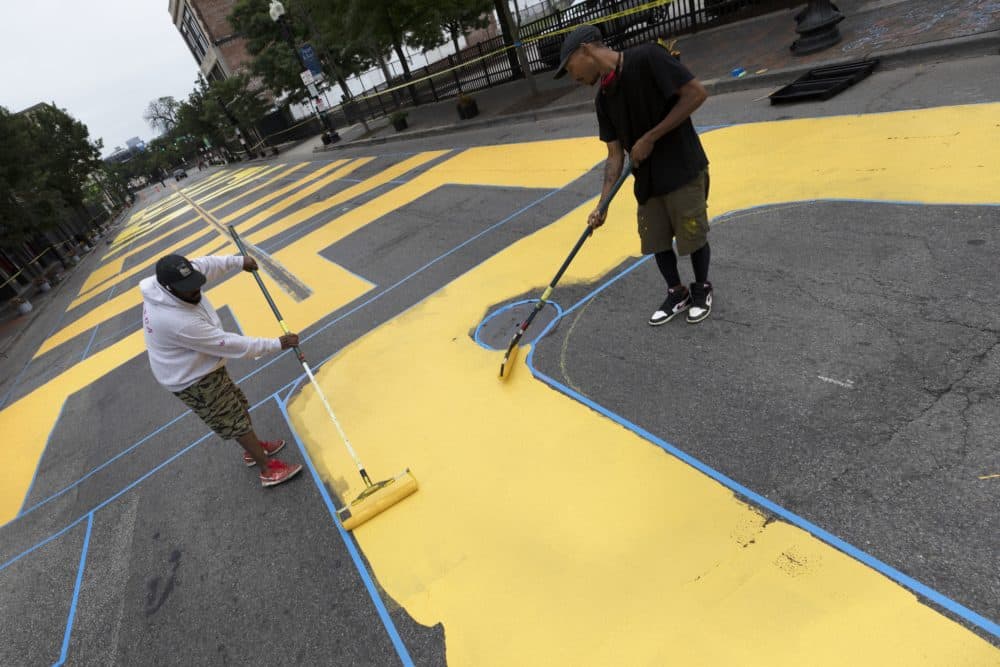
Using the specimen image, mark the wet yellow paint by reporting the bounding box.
[207,162,309,213]
[288,105,1000,664]
[3,106,997,660]
[70,164,310,307]
[216,159,348,225]
[1,149,453,520]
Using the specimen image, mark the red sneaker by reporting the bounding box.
[243,439,286,467]
[259,459,303,487]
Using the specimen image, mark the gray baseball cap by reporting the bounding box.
[553,24,603,80]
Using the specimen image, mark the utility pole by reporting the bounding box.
[494,0,537,95]
[270,0,340,143]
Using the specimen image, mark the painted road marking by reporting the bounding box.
[288,104,1000,664]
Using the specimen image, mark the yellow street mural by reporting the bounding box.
[2,104,998,663]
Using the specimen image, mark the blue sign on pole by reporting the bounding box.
[299,44,323,76]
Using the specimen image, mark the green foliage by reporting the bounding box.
[0,104,106,248]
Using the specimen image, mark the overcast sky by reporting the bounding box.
[1,1,201,155]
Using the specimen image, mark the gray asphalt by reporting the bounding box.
[530,201,1000,638]
[0,53,997,664]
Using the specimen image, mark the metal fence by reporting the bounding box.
[312,0,798,128]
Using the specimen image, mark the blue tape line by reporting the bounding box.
[80,324,100,361]
[0,516,86,573]
[7,377,297,529]
[258,182,396,253]
[521,258,1000,640]
[17,401,67,516]
[10,409,193,525]
[472,299,564,351]
[9,169,571,533]
[93,319,142,348]
[276,398,415,667]
[0,302,68,408]
[232,184,567,389]
[54,512,93,666]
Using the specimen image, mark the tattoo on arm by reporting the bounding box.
[603,157,618,188]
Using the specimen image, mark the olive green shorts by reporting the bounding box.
[636,169,710,256]
[174,366,252,440]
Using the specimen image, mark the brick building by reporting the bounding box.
[168,0,252,80]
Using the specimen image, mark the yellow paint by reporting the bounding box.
[101,203,194,262]
[60,153,439,328]
[207,162,309,213]
[68,164,344,316]
[37,160,373,358]
[287,105,1000,664]
[3,150,452,515]
[76,257,125,296]
[190,164,284,204]
[220,158,365,232]
[216,159,348,226]
[243,153,440,245]
[4,107,998,660]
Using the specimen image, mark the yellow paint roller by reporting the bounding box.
[228,225,417,530]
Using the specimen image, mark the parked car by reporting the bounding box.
[534,0,665,71]
[173,168,188,181]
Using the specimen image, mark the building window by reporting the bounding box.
[180,6,209,63]
[208,63,227,81]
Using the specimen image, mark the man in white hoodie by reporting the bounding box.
[141,253,302,487]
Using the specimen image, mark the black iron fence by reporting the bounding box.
[265,0,799,138]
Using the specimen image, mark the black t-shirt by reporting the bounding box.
[596,43,709,204]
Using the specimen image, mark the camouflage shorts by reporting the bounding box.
[174,366,252,440]
[637,169,710,256]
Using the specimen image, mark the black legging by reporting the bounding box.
[655,243,710,288]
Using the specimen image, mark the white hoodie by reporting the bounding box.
[140,255,281,392]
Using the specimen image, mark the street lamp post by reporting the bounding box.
[269,0,340,144]
[790,0,845,55]
[216,95,256,160]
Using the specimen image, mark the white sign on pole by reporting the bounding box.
[300,70,314,86]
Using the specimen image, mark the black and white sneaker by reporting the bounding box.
[687,282,713,323]
[649,286,690,326]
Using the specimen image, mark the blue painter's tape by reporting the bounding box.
[276,398,415,667]
[9,377,300,528]
[18,400,67,516]
[521,257,1000,640]
[472,299,564,351]
[0,516,86,574]
[80,324,101,361]
[55,512,93,666]
[233,184,568,388]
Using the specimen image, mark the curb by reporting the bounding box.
[314,29,998,153]
[699,29,1000,95]
[313,99,596,152]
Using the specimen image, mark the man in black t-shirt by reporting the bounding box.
[556,25,713,325]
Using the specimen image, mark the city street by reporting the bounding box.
[1,54,998,665]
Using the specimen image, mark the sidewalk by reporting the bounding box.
[0,215,127,365]
[311,0,997,152]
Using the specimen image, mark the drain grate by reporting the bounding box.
[769,59,880,104]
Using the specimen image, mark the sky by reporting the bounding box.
[1,1,201,156]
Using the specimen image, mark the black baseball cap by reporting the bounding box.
[554,24,603,79]
[156,254,206,292]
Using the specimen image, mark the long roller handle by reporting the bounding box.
[227,225,373,486]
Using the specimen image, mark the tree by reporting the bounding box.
[407,0,493,56]
[343,0,430,104]
[143,96,181,133]
[0,108,63,246]
[24,105,104,216]
[230,0,315,106]
[0,104,109,256]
